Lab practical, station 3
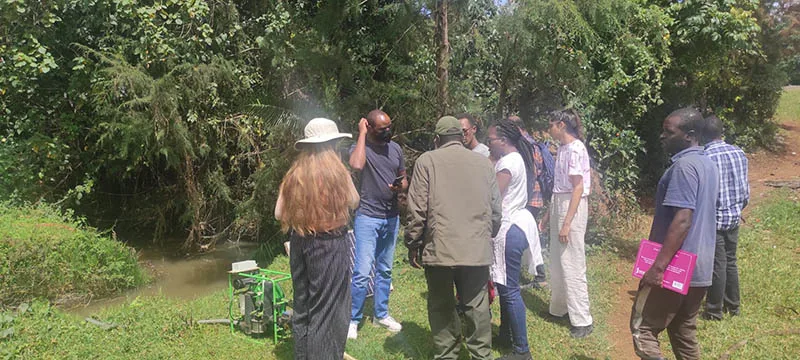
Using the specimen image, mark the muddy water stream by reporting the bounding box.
[67,241,261,316]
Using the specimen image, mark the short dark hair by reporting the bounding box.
[667,107,704,140]
[455,113,477,127]
[703,115,724,144]
[507,115,524,128]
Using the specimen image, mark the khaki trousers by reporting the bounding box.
[630,282,707,360]
[425,266,492,360]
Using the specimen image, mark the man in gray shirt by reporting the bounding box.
[630,107,718,360]
[348,109,407,340]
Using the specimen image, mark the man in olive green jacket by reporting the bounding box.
[405,116,502,360]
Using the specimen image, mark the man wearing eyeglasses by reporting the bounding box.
[457,113,490,158]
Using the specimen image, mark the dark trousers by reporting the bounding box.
[497,225,530,355]
[290,232,351,360]
[705,227,741,319]
[425,266,492,360]
[630,282,707,360]
[527,206,547,283]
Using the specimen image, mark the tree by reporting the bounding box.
[435,0,451,116]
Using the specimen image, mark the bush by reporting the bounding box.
[0,203,148,307]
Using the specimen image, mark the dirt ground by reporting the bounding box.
[606,112,800,359]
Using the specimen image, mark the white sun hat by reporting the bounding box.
[294,118,352,149]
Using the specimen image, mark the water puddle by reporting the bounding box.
[67,241,260,316]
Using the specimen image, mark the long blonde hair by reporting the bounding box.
[278,143,358,236]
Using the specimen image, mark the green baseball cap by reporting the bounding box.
[435,116,462,136]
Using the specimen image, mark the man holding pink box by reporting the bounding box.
[629,108,718,360]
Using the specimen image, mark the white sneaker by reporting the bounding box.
[347,322,358,340]
[375,316,402,333]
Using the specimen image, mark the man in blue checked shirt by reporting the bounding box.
[701,115,750,321]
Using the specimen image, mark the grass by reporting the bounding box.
[0,231,627,360]
[343,242,623,360]
[2,191,798,359]
[775,87,800,124]
[693,190,800,359]
[0,203,148,308]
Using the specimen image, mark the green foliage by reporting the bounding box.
[656,0,785,147]
[767,0,799,84]
[0,0,793,249]
[476,0,671,194]
[0,202,148,307]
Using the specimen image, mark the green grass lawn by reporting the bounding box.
[0,242,625,359]
[341,242,624,360]
[2,191,798,359]
[693,190,800,359]
[776,87,800,124]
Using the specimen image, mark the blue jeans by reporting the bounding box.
[350,212,400,323]
[497,225,530,354]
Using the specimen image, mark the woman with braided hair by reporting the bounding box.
[486,119,543,360]
[542,109,594,339]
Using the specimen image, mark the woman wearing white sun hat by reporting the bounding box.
[275,118,359,359]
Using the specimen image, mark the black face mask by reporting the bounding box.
[376,128,393,143]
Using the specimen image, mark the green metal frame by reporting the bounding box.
[227,268,291,343]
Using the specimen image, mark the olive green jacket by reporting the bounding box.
[404,141,502,266]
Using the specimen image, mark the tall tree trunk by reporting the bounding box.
[435,0,450,117]
[497,81,507,119]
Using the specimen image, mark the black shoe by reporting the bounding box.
[570,324,593,339]
[539,310,569,323]
[724,307,740,317]
[497,351,532,360]
[700,311,722,321]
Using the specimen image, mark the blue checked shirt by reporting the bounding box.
[705,140,750,230]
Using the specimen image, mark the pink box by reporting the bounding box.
[632,239,697,295]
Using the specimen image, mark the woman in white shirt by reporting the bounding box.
[486,119,542,360]
[543,109,594,339]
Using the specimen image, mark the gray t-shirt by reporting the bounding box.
[472,143,490,157]
[650,146,718,287]
[350,141,405,218]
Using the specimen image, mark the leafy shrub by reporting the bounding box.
[0,203,148,307]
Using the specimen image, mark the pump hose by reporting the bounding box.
[197,319,236,325]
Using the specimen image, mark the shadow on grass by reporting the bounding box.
[271,338,295,360]
[608,236,644,263]
[567,354,601,360]
[383,321,433,359]
[521,289,570,329]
